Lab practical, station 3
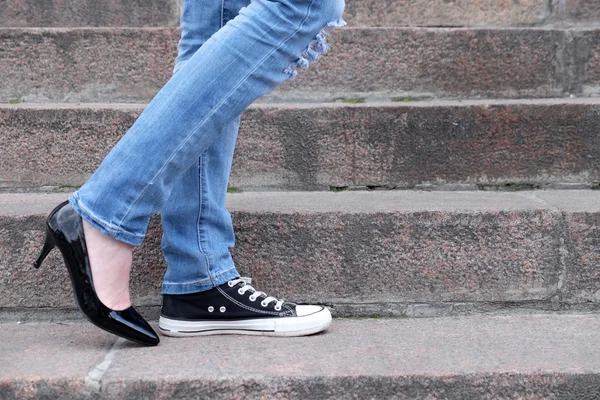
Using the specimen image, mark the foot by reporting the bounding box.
[82,219,133,311]
[159,277,332,337]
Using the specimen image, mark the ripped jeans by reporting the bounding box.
[68,0,346,294]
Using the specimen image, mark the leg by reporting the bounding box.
[161,0,250,295]
[159,0,344,337]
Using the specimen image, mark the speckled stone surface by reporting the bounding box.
[564,0,600,26]
[0,104,139,188]
[3,99,600,191]
[1,0,599,29]
[0,27,596,103]
[0,0,179,27]
[344,0,551,27]
[2,316,600,399]
[0,0,553,28]
[1,190,599,311]
[572,29,600,96]
[0,28,179,103]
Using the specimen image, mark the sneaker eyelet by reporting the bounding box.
[238,288,244,295]
[249,295,257,302]
[208,306,214,312]
[227,281,234,287]
[275,305,282,311]
[261,301,268,307]
[220,306,226,313]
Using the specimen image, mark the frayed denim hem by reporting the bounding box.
[68,192,145,246]
[161,267,240,295]
[283,18,347,80]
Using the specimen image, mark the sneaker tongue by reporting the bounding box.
[237,277,260,295]
[234,277,274,301]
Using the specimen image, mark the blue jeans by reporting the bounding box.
[68,0,346,295]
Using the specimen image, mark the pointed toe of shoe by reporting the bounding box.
[109,307,161,346]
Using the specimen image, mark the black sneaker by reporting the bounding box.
[159,277,332,337]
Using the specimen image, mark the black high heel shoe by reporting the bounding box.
[33,200,160,346]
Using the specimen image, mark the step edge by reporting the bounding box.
[3,97,600,110]
[1,190,599,216]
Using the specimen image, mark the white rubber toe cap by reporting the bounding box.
[296,305,328,317]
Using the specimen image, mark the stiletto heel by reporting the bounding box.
[32,233,55,269]
[35,200,160,346]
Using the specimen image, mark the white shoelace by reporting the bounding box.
[227,277,284,311]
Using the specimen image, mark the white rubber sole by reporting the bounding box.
[159,307,332,337]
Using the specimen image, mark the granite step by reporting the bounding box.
[1,315,600,399]
[347,0,599,28]
[2,190,600,317]
[1,0,598,28]
[0,0,180,28]
[3,27,600,103]
[2,99,600,191]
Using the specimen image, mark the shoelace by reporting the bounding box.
[227,277,284,311]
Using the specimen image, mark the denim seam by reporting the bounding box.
[196,153,213,282]
[220,0,225,28]
[70,194,144,241]
[114,0,317,231]
[212,266,238,283]
[209,0,225,287]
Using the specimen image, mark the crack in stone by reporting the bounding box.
[558,0,567,24]
[519,192,575,302]
[85,338,125,393]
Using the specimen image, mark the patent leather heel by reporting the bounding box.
[35,200,160,346]
[33,231,55,269]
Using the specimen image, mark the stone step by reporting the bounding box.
[347,0,552,28]
[2,27,600,103]
[2,190,599,317]
[2,99,600,191]
[0,0,179,28]
[1,0,598,28]
[347,0,599,28]
[2,315,600,398]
